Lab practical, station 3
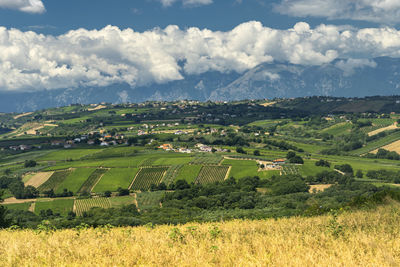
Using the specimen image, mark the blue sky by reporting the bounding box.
[0,0,381,34]
[1,0,400,92]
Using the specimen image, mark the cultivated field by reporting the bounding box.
[78,168,108,194]
[174,165,202,183]
[195,166,230,184]
[55,168,95,194]
[93,168,139,192]
[38,169,73,192]
[74,198,111,216]
[372,139,400,154]
[130,167,168,191]
[1,204,399,266]
[34,199,74,216]
[136,191,163,210]
[24,172,54,188]
[368,122,398,136]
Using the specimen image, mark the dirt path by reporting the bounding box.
[2,197,38,204]
[28,202,36,212]
[224,166,232,180]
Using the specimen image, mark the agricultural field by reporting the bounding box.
[152,157,192,166]
[281,165,300,175]
[34,199,74,216]
[174,165,202,183]
[195,166,230,184]
[74,198,112,216]
[1,202,32,211]
[321,122,352,135]
[351,130,400,155]
[37,169,73,192]
[130,167,168,191]
[373,139,400,154]
[54,168,96,194]
[299,160,331,176]
[93,168,139,193]
[108,195,136,208]
[24,172,54,188]
[78,168,108,194]
[38,149,102,161]
[162,165,182,185]
[222,159,259,179]
[190,155,223,165]
[136,191,163,210]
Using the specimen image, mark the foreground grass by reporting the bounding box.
[1,203,400,266]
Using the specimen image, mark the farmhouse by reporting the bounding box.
[159,144,173,151]
[273,158,286,164]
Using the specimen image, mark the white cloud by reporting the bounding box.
[158,0,213,7]
[335,58,377,76]
[275,0,400,24]
[0,0,45,14]
[2,22,400,92]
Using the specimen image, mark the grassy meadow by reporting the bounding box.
[0,203,399,266]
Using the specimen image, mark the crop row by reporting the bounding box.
[74,198,111,216]
[130,167,168,191]
[282,165,299,175]
[191,156,223,165]
[78,168,109,194]
[195,166,229,184]
[162,165,183,185]
[38,169,72,192]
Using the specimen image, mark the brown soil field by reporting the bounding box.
[24,172,54,188]
[372,139,400,154]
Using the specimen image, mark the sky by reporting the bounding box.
[1,0,400,92]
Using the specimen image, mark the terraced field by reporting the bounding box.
[195,166,230,184]
[130,167,168,191]
[74,198,111,216]
[38,169,73,192]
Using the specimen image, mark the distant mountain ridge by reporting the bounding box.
[2,57,400,112]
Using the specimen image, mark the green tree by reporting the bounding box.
[356,170,363,178]
[253,150,260,156]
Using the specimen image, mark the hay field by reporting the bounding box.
[309,184,332,193]
[1,203,400,266]
[368,123,398,136]
[24,172,54,188]
[373,139,400,154]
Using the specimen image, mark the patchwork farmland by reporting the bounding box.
[195,166,230,184]
[130,167,168,191]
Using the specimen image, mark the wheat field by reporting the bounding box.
[1,203,400,266]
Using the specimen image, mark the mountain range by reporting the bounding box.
[2,57,400,113]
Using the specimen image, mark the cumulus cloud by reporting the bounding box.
[158,0,213,7]
[0,0,45,14]
[2,22,400,92]
[275,0,400,24]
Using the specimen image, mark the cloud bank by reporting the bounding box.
[2,21,400,91]
[0,0,45,14]
[158,0,213,7]
[275,0,400,24]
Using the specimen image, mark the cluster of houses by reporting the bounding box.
[158,143,228,154]
[9,144,33,151]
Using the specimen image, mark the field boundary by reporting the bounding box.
[224,166,232,180]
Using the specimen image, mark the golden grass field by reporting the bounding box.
[372,139,400,154]
[0,203,400,266]
[368,123,398,136]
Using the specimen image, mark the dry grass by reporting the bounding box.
[368,123,398,136]
[309,184,333,193]
[13,112,33,120]
[372,139,400,154]
[24,172,54,188]
[260,101,277,107]
[1,204,400,266]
